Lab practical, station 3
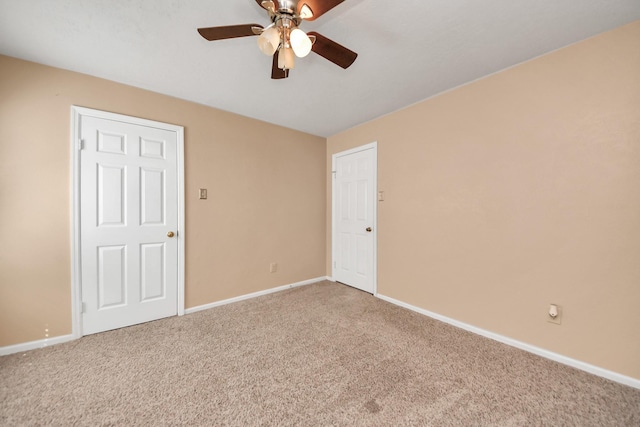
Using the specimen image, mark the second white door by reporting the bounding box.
[78,109,182,335]
[332,144,377,294]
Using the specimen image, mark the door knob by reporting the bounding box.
[366,227,372,232]
[167,231,175,238]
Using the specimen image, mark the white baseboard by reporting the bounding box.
[1,277,328,356]
[185,276,328,315]
[376,293,640,390]
[0,333,76,356]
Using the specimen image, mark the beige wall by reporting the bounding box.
[0,55,326,347]
[2,21,638,382]
[327,21,640,380]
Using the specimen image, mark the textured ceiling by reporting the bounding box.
[1,0,639,137]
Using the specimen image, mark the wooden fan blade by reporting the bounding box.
[197,24,263,41]
[308,32,357,69]
[298,0,345,21]
[271,52,289,79]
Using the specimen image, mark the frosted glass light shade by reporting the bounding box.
[278,46,295,70]
[257,26,280,56]
[290,28,312,58]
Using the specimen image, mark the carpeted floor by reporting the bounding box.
[1,281,639,426]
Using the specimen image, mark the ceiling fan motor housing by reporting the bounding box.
[263,0,303,27]
[273,0,299,16]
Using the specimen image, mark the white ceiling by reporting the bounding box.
[1,1,639,137]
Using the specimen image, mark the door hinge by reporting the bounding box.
[78,139,85,151]
[332,171,336,179]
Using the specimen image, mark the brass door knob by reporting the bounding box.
[167,231,175,238]
[366,227,372,232]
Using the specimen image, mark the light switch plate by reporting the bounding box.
[199,188,207,199]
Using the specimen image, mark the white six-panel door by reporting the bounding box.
[77,110,182,335]
[332,143,377,294]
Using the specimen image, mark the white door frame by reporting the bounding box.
[70,106,185,338]
[331,141,378,295]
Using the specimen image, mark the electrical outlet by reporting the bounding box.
[548,304,562,325]
[270,262,277,273]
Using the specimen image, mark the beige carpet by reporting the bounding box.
[1,281,639,426]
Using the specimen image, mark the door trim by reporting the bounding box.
[331,141,378,295]
[70,106,185,339]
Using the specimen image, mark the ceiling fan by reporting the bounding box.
[197,0,357,79]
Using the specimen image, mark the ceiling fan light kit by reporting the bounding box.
[257,25,280,56]
[197,0,357,79]
[279,45,296,69]
[290,28,312,57]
